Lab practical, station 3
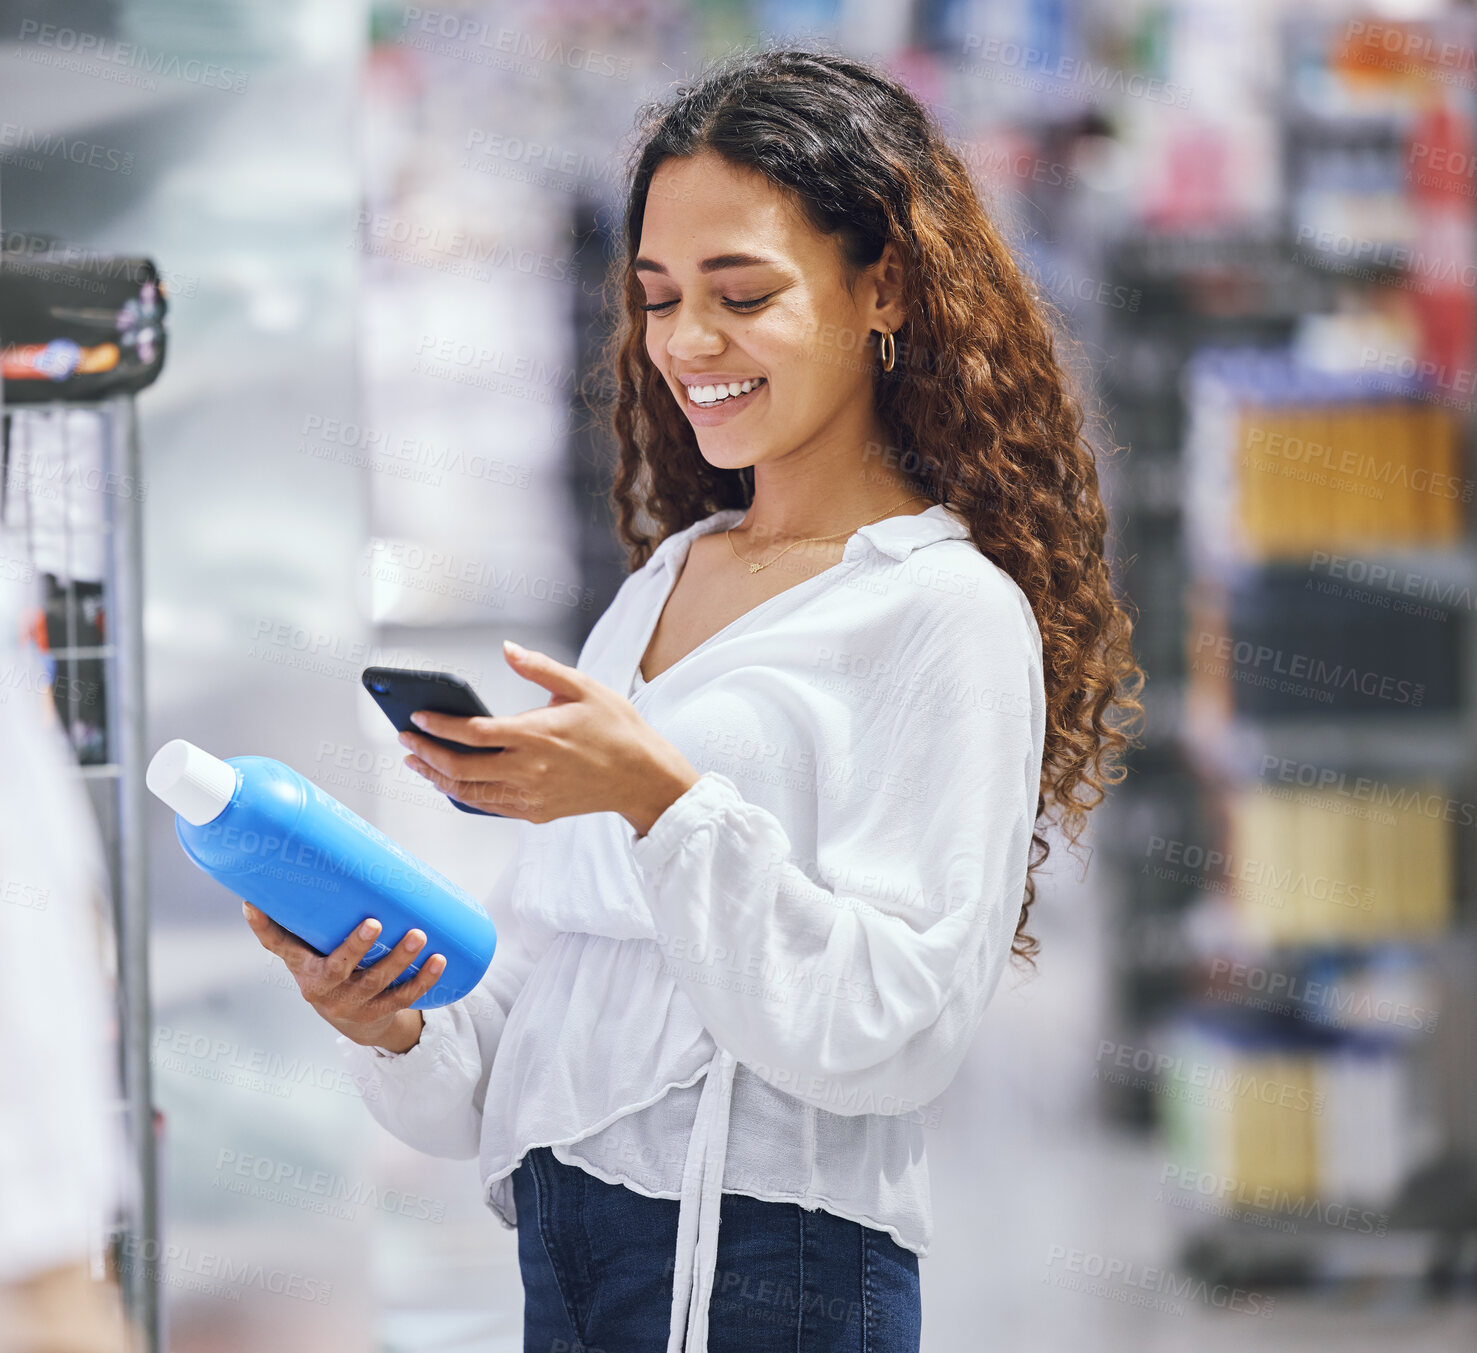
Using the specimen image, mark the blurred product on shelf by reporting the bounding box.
[1224,781,1452,944]
[1,407,118,763]
[1187,562,1464,721]
[1161,1020,1421,1214]
[40,574,109,766]
[1184,350,1465,566]
[0,407,112,582]
[0,249,167,402]
[1194,946,1439,1041]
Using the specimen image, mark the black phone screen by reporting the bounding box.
[361,666,504,817]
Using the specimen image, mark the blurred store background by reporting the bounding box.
[2,0,1476,1349]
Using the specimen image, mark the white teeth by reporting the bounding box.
[688,377,763,407]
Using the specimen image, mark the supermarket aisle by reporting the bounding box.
[4,2,1477,1350]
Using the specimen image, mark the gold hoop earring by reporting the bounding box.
[878,329,896,373]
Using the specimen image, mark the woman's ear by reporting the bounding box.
[863,241,908,333]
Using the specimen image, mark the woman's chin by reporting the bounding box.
[693,434,766,473]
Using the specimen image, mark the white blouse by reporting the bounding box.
[335,502,1046,1352]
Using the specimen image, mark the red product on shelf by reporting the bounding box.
[1405,100,1477,380]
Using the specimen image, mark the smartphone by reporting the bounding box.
[362,666,505,817]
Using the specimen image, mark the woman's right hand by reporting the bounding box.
[241,902,446,1050]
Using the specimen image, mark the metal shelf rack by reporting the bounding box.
[0,393,160,1352]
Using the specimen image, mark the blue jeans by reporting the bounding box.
[512,1145,922,1352]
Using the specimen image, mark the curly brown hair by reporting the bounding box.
[596,46,1145,962]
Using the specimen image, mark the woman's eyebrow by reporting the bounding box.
[634,252,778,275]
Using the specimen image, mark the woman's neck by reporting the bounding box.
[735,423,930,545]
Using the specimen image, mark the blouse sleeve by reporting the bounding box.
[628,572,1045,1119]
[333,819,557,1159]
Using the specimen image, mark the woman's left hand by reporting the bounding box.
[397,640,701,836]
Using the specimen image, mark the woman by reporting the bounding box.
[246,47,1142,1353]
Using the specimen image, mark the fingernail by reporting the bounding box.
[407,931,425,951]
[359,919,379,939]
[242,901,252,919]
[504,639,526,659]
[408,713,426,729]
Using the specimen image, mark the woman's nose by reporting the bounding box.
[665,306,724,362]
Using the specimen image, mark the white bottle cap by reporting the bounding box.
[146,739,239,826]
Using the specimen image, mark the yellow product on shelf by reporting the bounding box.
[1162,1032,1411,1220]
[1307,782,1380,943]
[1323,398,1364,552]
[1384,399,1422,546]
[1392,782,1453,935]
[1420,404,1464,544]
[1227,782,1452,944]
[1236,406,1276,555]
[1354,402,1397,546]
[1357,787,1404,942]
[1234,400,1464,559]
[1397,402,1449,544]
[1230,1052,1320,1203]
[1236,405,1315,556]
[1227,784,1296,945]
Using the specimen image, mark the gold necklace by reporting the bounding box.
[726,492,928,574]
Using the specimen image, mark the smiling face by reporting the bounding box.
[636,150,903,477]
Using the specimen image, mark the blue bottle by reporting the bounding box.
[146,739,496,1009]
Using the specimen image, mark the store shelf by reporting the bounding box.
[1,388,161,1344]
[1096,12,1477,1284]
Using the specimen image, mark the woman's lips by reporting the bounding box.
[680,376,768,427]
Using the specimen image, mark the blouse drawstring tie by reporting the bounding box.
[666,1045,737,1352]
